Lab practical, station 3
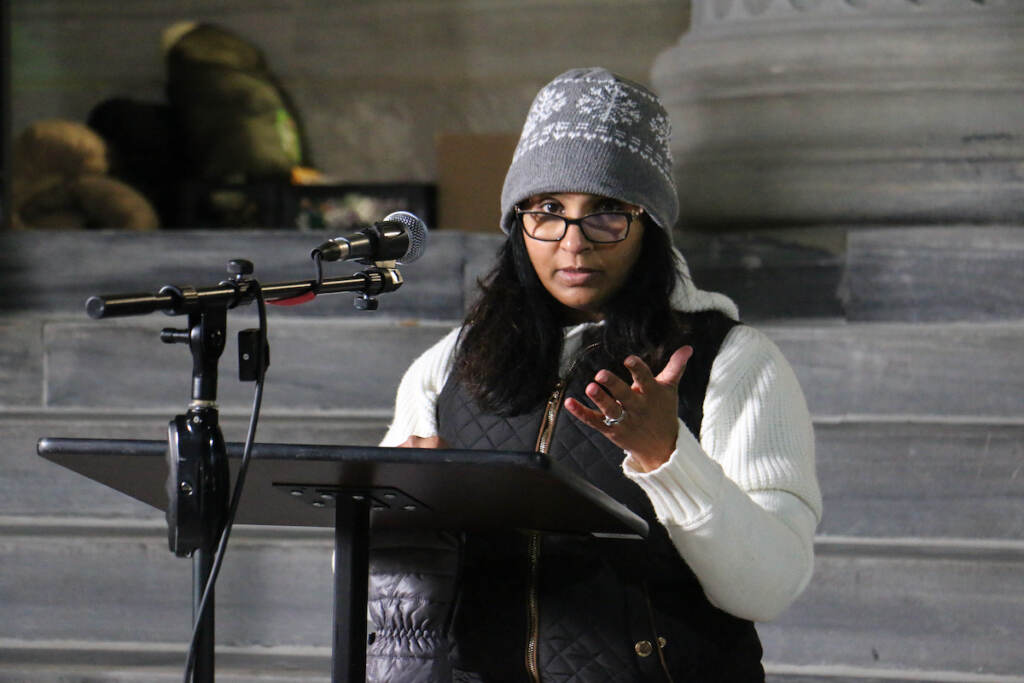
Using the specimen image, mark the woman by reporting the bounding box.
[371,68,822,682]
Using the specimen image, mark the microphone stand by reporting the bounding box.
[86,262,404,319]
[87,258,403,683]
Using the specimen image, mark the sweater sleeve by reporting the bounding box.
[623,325,822,622]
[379,327,461,447]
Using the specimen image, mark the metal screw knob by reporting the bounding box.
[354,294,378,311]
[227,259,254,277]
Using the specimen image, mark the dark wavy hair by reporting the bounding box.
[452,218,685,415]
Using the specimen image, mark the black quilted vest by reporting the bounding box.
[436,311,764,682]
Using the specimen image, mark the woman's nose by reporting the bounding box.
[559,222,591,252]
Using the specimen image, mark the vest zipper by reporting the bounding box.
[525,344,598,682]
[533,342,596,454]
[524,530,542,682]
[534,378,565,454]
[526,378,567,683]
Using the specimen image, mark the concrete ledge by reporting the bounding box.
[759,551,1024,678]
[0,414,388,519]
[768,321,1024,419]
[3,525,1022,679]
[0,638,330,683]
[845,227,1024,322]
[5,227,1021,323]
[12,318,1024,416]
[814,421,1024,540]
[765,664,1024,683]
[38,317,454,412]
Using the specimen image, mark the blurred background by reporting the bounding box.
[1,2,1022,682]
[3,1,690,233]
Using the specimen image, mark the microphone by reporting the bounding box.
[312,211,428,265]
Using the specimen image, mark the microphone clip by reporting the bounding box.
[352,265,404,311]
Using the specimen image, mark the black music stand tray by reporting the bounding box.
[38,438,648,682]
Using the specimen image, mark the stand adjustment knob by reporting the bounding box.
[227,259,254,278]
[161,328,190,344]
[354,294,379,311]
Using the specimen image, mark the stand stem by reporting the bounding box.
[192,546,215,682]
[333,496,370,682]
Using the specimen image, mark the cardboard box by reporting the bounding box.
[436,133,518,232]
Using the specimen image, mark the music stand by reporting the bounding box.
[38,437,648,682]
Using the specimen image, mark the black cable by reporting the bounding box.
[312,248,324,293]
[182,283,268,683]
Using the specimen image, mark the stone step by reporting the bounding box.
[0,414,386,520]
[0,640,330,683]
[2,519,1021,681]
[0,229,484,320]
[759,538,1024,680]
[5,646,1023,683]
[6,316,1021,419]
[7,416,1023,543]
[2,316,455,413]
[769,321,1024,419]
[813,421,1024,540]
[0,520,333,648]
[3,226,1020,323]
[843,226,1024,323]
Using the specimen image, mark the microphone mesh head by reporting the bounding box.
[383,211,428,264]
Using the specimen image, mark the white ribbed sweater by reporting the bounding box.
[381,255,823,623]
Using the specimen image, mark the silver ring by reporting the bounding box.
[602,405,627,427]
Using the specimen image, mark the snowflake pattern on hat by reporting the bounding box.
[521,87,567,138]
[576,82,641,125]
[512,72,673,182]
[649,113,672,156]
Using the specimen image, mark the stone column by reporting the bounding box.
[652,0,1024,230]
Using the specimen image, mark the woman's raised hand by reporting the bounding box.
[564,345,693,473]
[396,435,450,449]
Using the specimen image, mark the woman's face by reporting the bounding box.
[520,192,645,324]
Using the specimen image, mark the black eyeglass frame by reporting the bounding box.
[514,208,642,244]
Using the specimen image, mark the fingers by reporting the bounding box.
[569,346,694,433]
[397,435,450,449]
[586,346,694,407]
[655,346,693,387]
[584,379,625,419]
[563,347,692,465]
[564,396,610,432]
[615,345,692,395]
[592,368,630,401]
[623,355,655,390]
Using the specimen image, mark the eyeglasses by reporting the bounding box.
[515,208,640,244]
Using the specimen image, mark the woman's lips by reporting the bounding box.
[555,267,601,285]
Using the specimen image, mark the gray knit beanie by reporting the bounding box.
[500,67,678,236]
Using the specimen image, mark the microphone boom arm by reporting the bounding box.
[86,266,403,319]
